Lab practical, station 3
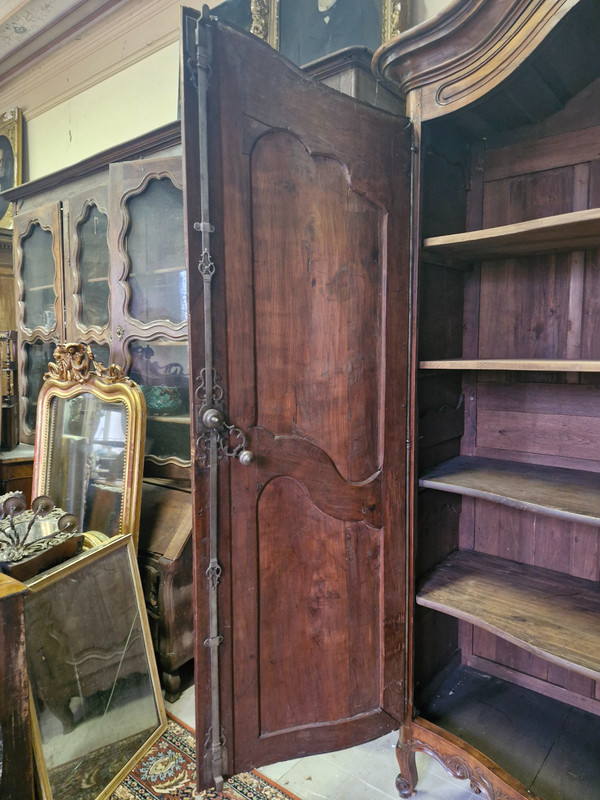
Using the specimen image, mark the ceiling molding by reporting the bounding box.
[0,0,196,120]
[0,0,126,84]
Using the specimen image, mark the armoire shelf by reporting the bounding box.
[422,208,600,260]
[417,549,600,681]
[419,359,600,371]
[419,456,600,526]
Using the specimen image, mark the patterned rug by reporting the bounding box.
[110,717,302,800]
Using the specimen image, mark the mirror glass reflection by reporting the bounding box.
[25,538,164,800]
[45,393,126,536]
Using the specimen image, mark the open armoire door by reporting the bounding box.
[181,7,413,790]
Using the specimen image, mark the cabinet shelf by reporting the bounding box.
[417,549,600,681]
[28,284,54,292]
[419,455,600,526]
[422,208,600,260]
[128,266,185,277]
[147,415,189,424]
[419,358,600,371]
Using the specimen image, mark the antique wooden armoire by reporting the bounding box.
[182,1,600,798]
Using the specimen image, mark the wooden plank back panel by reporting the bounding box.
[473,500,600,581]
[478,255,571,359]
[475,381,600,471]
[471,627,600,708]
[484,125,600,183]
[478,381,600,417]
[582,251,600,358]
[483,165,576,227]
[477,408,600,461]
[590,157,600,205]
[418,262,465,362]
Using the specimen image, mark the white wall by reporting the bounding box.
[0,0,220,181]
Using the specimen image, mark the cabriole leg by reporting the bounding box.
[396,738,418,797]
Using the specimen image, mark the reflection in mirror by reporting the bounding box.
[25,536,166,800]
[33,344,146,546]
[46,393,126,536]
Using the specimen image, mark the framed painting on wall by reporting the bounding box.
[251,0,401,66]
[0,108,22,230]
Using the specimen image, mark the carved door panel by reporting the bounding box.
[182,10,412,788]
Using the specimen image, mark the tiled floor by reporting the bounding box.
[165,685,476,800]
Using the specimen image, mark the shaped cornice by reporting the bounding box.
[372,0,581,120]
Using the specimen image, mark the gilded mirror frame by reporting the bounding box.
[32,344,146,548]
[25,534,167,800]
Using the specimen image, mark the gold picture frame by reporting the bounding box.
[250,0,401,63]
[0,107,22,230]
[25,534,167,800]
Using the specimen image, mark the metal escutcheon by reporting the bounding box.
[202,407,225,429]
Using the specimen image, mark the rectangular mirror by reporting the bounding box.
[24,535,166,800]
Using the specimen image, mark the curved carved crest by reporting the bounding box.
[44,343,125,385]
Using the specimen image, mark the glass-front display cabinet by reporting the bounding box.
[11,151,189,479]
[109,158,189,478]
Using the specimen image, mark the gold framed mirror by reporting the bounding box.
[24,534,167,800]
[32,344,146,547]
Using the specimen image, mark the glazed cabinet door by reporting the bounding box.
[13,201,64,440]
[13,179,112,443]
[182,10,412,788]
[108,157,190,476]
[62,181,111,358]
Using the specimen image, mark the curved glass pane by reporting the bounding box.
[22,224,56,330]
[24,339,57,431]
[88,342,110,369]
[128,337,190,463]
[125,178,186,325]
[78,204,110,329]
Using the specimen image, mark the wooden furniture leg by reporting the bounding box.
[396,727,418,797]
